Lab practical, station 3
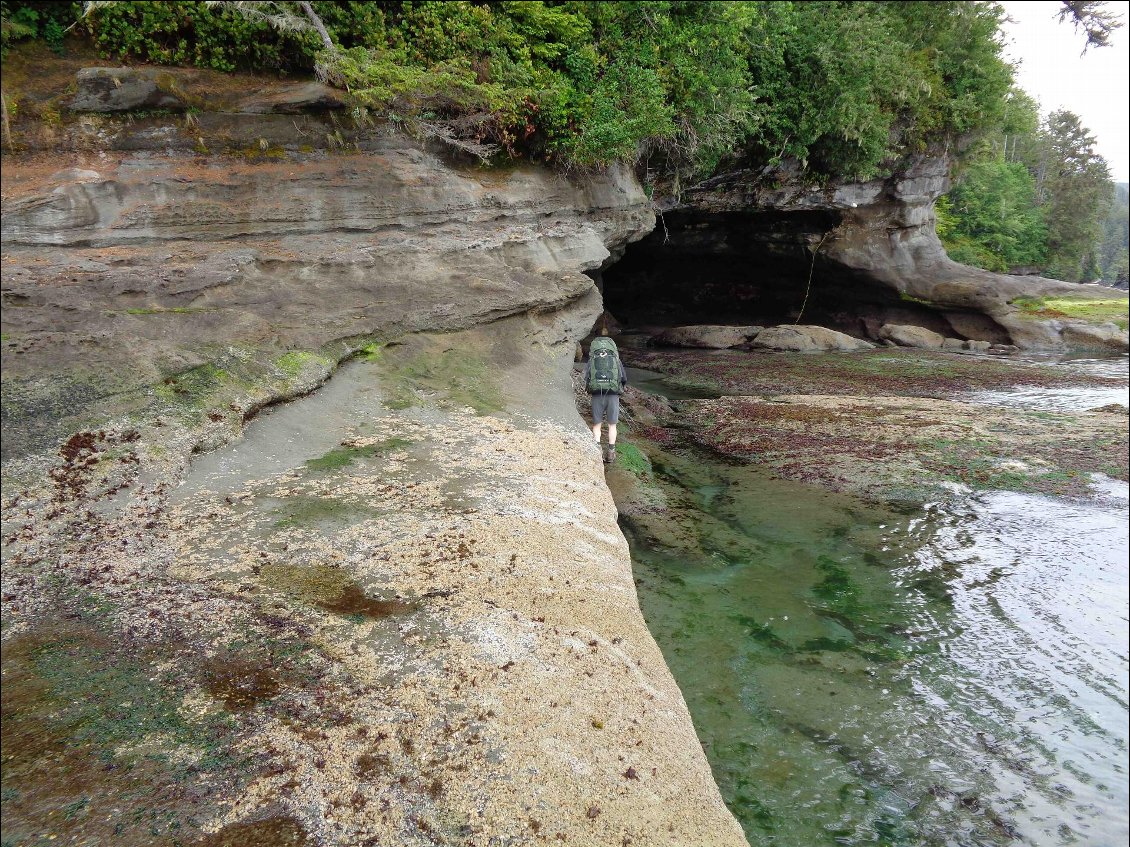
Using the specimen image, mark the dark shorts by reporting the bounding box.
[591,392,620,425]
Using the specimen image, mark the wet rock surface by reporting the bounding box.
[1,312,748,846]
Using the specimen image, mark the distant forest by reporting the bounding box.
[1099,183,1129,286]
[936,96,1125,286]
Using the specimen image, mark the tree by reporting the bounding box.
[1098,184,1129,284]
[1032,110,1113,281]
[1056,0,1125,52]
[940,159,1048,272]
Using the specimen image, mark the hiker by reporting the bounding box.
[584,330,627,464]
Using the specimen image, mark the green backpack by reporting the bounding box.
[587,336,622,393]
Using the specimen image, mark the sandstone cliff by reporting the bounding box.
[1,72,749,846]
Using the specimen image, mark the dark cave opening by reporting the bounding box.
[598,209,1001,342]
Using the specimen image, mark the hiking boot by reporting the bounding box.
[605,445,617,465]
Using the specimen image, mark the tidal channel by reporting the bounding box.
[622,359,1129,846]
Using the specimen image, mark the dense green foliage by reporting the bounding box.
[2,0,1017,179]
[938,99,1115,283]
[0,1,78,55]
[935,161,1048,272]
[1036,110,1114,281]
[1098,183,1129,285]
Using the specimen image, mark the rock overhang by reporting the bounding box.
[602,154,1127,352]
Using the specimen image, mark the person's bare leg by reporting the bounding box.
[591,422,602,442]
[608,423,618,447]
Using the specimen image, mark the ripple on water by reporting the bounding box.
[964,354,1129,412]
[905,490,1129,842]
[627,443,1129,847]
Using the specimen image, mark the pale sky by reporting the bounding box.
[999,0,1130,182]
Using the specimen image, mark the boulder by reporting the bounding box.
[652,325,763,349]
[942,311,1011,344]
[236,82,346,114]
[964,340,992,352]
[1060,322,1130,351]
[748,325,874,352]
[614,332,654,350]
[879,323,945,349]
[940,337,966,352]
[70,67,187,112]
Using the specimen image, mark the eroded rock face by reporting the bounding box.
[1,136,651,460]
[608,154,1128,351]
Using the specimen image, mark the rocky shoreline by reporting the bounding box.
[609,347,1128,507]
[1,309,750,846]
[3,61,1128,847]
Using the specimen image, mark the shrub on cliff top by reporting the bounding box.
[19,1,1016,181]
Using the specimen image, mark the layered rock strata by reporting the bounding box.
[1,134,648,461]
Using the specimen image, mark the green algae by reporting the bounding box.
[275,350,332,378]
[381,347,503,415]
[356,341,384,362]
[613,441,652,477]
[1012,295,1129,329]
[154,363,231,405]
[0,613,244,847]
[620,437,971,843]
[811,555,862,612]
[304,437,412,472]
[268,493,378,530]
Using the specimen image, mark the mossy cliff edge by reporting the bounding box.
[1,71,749,845]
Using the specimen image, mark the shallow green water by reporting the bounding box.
[623,400,1128,845]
